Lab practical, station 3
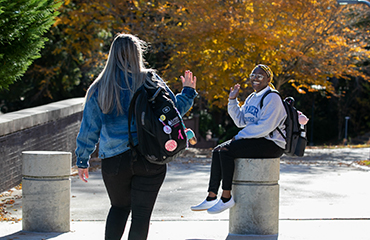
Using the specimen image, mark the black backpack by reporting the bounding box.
[128,73,187,165]
[260,90,307,157]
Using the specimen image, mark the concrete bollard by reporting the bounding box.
[226,158,280,240]
[22,151,71,232]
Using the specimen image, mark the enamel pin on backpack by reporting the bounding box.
[128,72,188,164]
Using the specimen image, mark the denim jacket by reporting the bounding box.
[75,73,197,168]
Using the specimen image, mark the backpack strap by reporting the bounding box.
[128,71,159,159]
[260,89,281,109]
[128,71,156,148]
[259,89,287,139]
[128,85,144,160]
[128,87,140,145]
[276,123,286,140]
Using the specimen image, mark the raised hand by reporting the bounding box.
[229,84,240,100]
[180,70,197,89]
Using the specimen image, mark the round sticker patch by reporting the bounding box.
[160,115,166,121]
[163,125,172,134]
[165,140,177,152]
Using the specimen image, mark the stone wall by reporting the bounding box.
[0,97,217,193]
[0,98,84,193]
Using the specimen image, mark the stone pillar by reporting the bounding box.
[226,158,280,240]
[22,151,71,232]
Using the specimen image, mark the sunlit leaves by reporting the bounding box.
[162,0,370,108]
[0,184,22,222]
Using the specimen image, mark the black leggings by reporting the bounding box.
[208,138,284,194]
[101,150,166,240]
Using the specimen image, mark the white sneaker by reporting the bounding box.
[207,196,235,214]
[191,198,218,211]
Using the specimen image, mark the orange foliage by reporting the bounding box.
[30,0,369,108]
[52,0,169,83]
[161,0,370,108]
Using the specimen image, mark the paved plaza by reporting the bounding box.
[1,147,369,239]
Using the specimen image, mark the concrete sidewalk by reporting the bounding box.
[1,219,370,240]
[1,147,370,240]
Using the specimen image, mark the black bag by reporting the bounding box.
[128,73,187,164]
[260,90,307,157]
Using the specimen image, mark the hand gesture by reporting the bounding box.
[229,84,240,100]
[78,168,89,183]
[180,70,197,89]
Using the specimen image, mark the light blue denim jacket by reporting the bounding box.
[75,72,197,168]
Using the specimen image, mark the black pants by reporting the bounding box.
[208,138,284,195]
[101,150,166,240]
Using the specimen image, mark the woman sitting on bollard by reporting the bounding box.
[191,64,287,214]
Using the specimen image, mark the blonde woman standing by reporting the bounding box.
[75,34,197,240]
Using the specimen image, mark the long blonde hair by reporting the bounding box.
[85,34,153,114]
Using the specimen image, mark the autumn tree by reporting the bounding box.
[0,0,63,90]
[1,0,369,144]
[162,0,370,108]
[0,0,171,111]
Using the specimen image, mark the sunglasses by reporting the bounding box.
[249,74,264,80]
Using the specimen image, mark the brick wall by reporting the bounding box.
[0,98,84,193]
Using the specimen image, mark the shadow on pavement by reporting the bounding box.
[0,231,63,240]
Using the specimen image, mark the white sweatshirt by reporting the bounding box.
[228,86,287,149]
